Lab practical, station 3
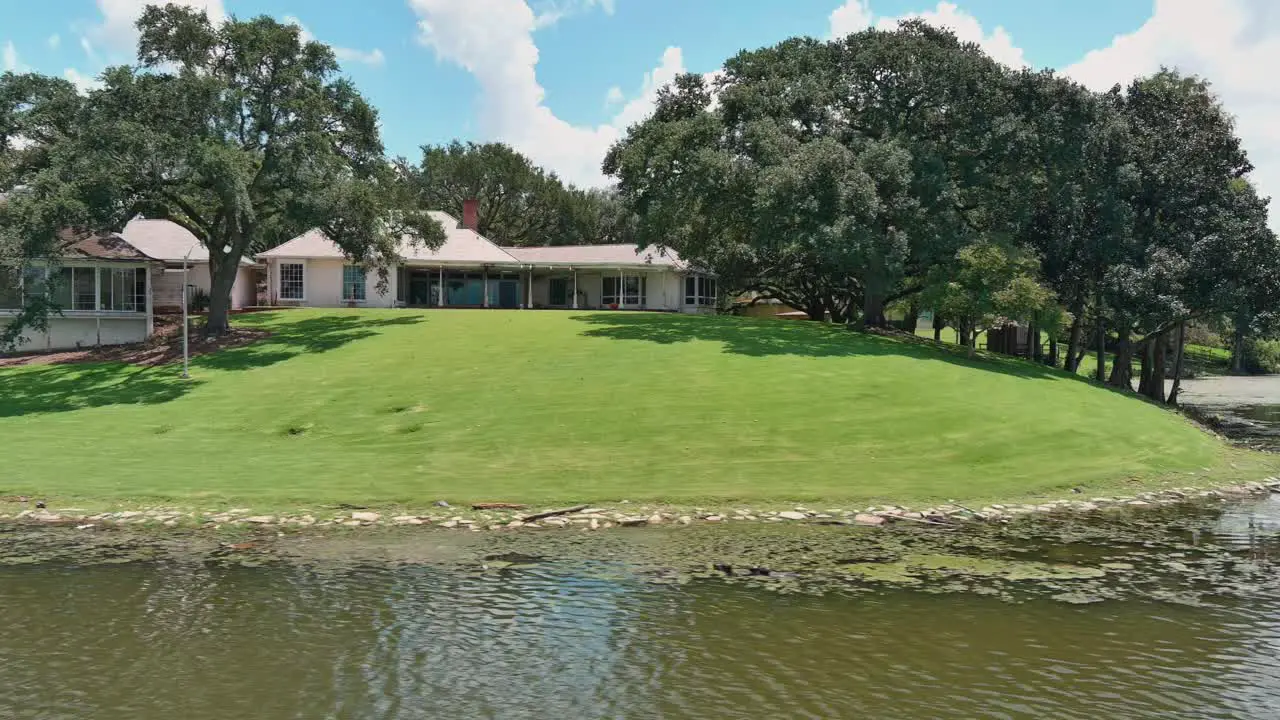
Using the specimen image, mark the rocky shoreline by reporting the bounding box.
[4,478,1279,533]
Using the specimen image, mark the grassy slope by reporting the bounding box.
[0,310,1265,511]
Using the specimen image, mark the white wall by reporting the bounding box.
[270,259,396,308]
[6,316,149,352]
[153,263,258,310]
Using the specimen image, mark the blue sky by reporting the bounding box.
[2,1,1278,227]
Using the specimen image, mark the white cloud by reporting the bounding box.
[828,0,1027,68]
[334,47,387,67]
[533,0,615,29]
[64,68,104,94]
[48,34,61,50]
[409,0,684,187]
[828,0,872,38]
[2,41,17,72]
[284,16,387,68]
[1063,0,1280,229]
[87,0,225,56]
[604,86,624,105]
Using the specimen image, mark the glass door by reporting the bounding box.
[549,277,568,306]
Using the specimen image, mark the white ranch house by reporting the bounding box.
[257,210,719,312]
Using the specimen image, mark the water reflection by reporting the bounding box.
[1,508,1279,719]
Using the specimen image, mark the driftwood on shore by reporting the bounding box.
[472,502,528,510]
[519,504,588,522]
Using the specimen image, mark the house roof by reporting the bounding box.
[256,212,518,265]
[119,218,255,266]
[57,229,154,262]
[501,244,686,268]
[256,211,697,272]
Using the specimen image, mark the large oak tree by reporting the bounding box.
[2,5,444,338]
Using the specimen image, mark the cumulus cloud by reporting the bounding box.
[409,0,688,187]
[828,0,872,38]
[828,0,1027,68]
[604,86,624,106]
[284,16,387,68]
[47,34,61,51]
[2,41,17,72]
[1063,0,1280,228]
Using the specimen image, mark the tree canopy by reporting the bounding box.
[604,22,1280,405]
[407,140,635,247]
[1,5,444,337]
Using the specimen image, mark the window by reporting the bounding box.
[280,263,305,300]
[685,275,717,306]
[53,267,98,310]
[342,265,366,302]
[100,268,146,312]
[0,266,19,309]
[22,267,48,305]
[603,275,646,306]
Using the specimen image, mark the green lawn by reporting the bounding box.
[0,309,1264,512]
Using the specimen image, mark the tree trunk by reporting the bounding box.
[1094,316,1106,382]
[1167,321,1187,406]
[204,255,239,336]
[1108,327,1132,390]
[1231,325,1247,374]
[1049,335,1059,367]
[933,314,944,342]
[903,301,920,333]
[1142,331,1167,402]
[1138,338,1153,396]
[861,289,887,329]
[803,298,826,322]
[1064,298,1085,372]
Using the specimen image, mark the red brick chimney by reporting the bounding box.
[462,198,479,232]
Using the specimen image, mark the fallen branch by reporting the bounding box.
[519,504,588,522]
[472,502,528,510]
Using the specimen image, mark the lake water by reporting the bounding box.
[2,496,1279,719]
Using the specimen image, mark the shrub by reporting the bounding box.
[1244,338,1280,374]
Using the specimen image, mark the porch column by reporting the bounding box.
[145,264,154,338]
[94,266,102,345]
[482,268,489,308]
[618,268,623,308]
[572,269,578,309]
[438,266,445,307]
[526,267,533,309]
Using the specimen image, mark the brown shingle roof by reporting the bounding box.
[57,229,155,261]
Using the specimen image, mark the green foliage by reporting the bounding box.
[1,5,445,341]
[408,141,635,247]
[923,239,1057,351]
[1242,338,1280,374]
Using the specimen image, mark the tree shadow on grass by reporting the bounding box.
[0,313,424,417]
[572,312,1073,382]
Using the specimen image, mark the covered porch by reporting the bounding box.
[394,264,685,311]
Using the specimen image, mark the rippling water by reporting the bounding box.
[2,499,1279,719]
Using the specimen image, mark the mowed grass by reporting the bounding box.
[0,309,1261,512]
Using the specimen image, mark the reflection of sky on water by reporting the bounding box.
[1209,494,1280,549]
[356,563,663,717]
